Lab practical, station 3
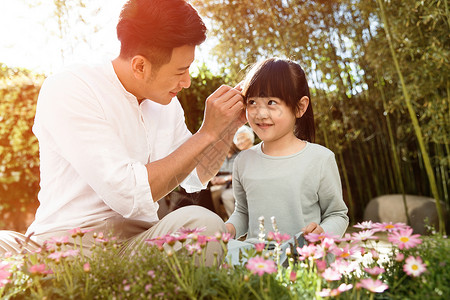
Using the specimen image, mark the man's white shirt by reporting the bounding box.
[27,61,205,236]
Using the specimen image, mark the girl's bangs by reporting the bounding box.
[244,61,294,104]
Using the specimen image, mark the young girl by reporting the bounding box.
[225,58,349,263]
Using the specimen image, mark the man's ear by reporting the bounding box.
[131,55,150,79]
[296,96,310,118]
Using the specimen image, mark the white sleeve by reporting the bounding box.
[146,98,207,193]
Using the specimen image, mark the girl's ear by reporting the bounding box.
[295,96,309,118]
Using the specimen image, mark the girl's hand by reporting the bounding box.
[302,222,324,235]
[225,223,236,239]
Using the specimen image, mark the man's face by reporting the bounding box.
[142,44,195,105]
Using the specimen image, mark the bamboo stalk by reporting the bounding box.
[350,146,365,210]
[377,75,411,225]
[357,142,373,202]
[369,138,382,196]
[338,151,355,223]
[376,0,446,234]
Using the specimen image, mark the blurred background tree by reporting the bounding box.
[0,64,44,231]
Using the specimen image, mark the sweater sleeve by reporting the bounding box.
[225,154,249,239]
[318,152,349,237]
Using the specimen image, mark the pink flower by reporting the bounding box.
[68,227,93,237]
[196,235,209,248]
[147,270,156,278]
[69,227,82,237]
[62,249,80,258]
[318,283,353,297]
[95,237,112,245]
[317,288,332,297]
[255,243,266,253]
[357,278,388,293]
[353,221,374,230]
[48,251,64,261]
[268,232,291,244]
[321,267,342,281]
[331,244,359,259]
[337,233,353,243]
[364,266,385,276]
[146,237,166,251]
[321,237,336,250]
[395,252,405,262]
[177,227,206,236]
[316,260,327,272]
[49,236,69,245]
[220,232,231,243]
[0,262,12,287]
[289,271,297,281]
[83,263,90,272]
[305,232,338,243]
[371,249,380,261]
[403,256,427,277]
[246,257,277,276]
[297,244,324,260]
[351,230,379,242]
[372,222,408,233]
[320,238,337,251]
[175,233,189,243]
[0,262,12,272]
[31,248,42,254]
[45,242,57,252]
[185,243,202,255]
[337,283,353,293]
[164,234,178,247]
[29,263,53,275]
[331,260,358,275]
[388,228,422,250]
[206,235,218,243]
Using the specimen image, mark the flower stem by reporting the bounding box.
[391,274,407,290]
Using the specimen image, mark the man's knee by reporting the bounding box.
[177,205,226,234]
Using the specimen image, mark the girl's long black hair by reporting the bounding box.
[242,57,315,142]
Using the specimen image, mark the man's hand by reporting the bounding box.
[199,85,245,140]
[302,222,324,235]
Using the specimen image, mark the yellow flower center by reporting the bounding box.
[341,253,350,258]
[400,237,409,243]
[412,265,418,270]
[385,225,394,229]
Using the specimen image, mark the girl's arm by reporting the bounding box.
[317,153,350,237]
[224,154,249,239]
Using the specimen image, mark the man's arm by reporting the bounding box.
[195,83,247,183]
[146,85,245,202]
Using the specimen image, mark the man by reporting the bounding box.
[21,0,245,264]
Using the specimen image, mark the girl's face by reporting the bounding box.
[246,97,297,144]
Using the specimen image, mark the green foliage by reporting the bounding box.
[381,232,450,299]
[178,64,233,132]
[0,64,44,231]
[1,223,448,299]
